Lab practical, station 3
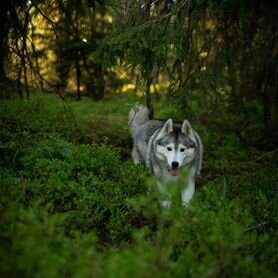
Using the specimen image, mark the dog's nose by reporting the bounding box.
[171,161,179,168]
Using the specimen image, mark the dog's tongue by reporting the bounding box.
[170,168,179,176]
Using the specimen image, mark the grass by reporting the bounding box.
[0,94,277,278]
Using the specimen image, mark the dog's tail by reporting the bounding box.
[128,103,149,137]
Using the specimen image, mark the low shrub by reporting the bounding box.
[0,95,277,278]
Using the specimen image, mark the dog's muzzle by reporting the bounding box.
[169,161,179,176]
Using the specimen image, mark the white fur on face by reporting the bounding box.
[156,143,195,168]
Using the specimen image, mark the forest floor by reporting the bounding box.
[0,94,277,278]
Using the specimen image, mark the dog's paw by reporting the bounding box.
[160,200,172,208]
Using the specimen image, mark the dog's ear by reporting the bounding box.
[157,119,173,138]
[182,119,195,140]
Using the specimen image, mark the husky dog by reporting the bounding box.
[129,104,203,207]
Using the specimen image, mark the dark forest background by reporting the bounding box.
[1,0,277,136]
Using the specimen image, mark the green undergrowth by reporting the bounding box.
[0,95,277,278]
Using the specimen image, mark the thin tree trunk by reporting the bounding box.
[75,2,81,100]
[17,65,23,99]
[146,79,153,119]
[23,59,30,98]
[30,22,44,92]
[75,53,81,100]
[0,0,9,81]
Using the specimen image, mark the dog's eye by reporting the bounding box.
[167,147,172,151]
[180,148,185,152]
[189,143,195,148]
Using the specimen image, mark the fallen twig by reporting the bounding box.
[252,149,278,163]
[245,222,269,232]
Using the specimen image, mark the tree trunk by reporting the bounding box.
[146,79,153,119]
[0,0,9,81]
[17,65,23,99]
[75,52,81,100]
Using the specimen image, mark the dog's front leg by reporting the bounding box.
[181,176,195,206]
[156,181,172,208]
[131,146,141,164]
[160,199,172,208]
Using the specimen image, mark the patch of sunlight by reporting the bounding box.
[111,65,128,80]
[105,15,113,23]
[217,87,226,95]
[150,84,158,94]
[200,51,208,58]
[122,84,136,93]
[136,91,146,97]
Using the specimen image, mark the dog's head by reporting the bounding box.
[155,119,196,177]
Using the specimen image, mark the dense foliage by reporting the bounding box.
[97,0,278,131]
[1,1,277,134]
[0,95,277,277]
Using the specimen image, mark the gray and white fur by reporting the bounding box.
[129,104,203,207]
